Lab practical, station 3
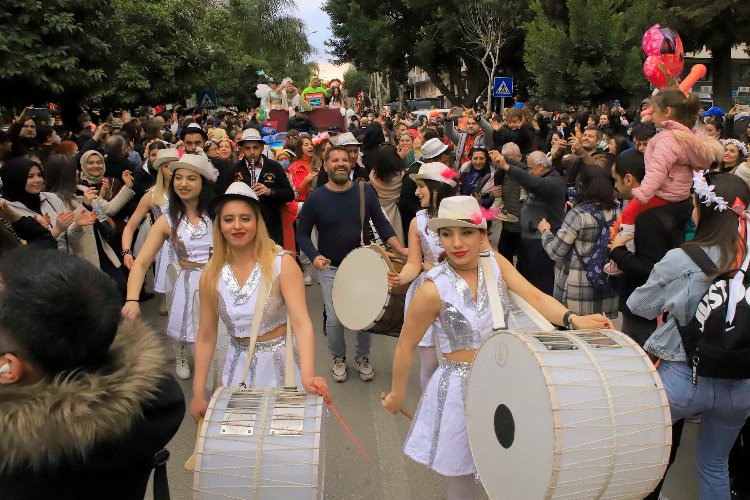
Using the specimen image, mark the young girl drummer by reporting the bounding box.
[189,182,329,420]
[382,196,612,499]
[121,148,180,316]
[387,162,458,389]
[122,154,217,380]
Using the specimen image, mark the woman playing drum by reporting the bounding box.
[382,196,612,499]
[387,162,458,389]
[189,182,329,422]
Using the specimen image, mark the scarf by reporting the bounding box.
[79,150,106,185]
[0,158,42,214]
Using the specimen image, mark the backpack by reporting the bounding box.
[573,203,614,293]
[677,245,750,383]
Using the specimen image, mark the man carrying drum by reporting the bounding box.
[296,146,407,383]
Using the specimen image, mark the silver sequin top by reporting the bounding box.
[167,213,212,262]
[425,258,510,353]
[217,251,288,338]
[415,209,443,265]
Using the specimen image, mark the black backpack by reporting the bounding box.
[572,203,614,293]
[677,245,750,383]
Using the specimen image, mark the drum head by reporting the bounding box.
[333,247,390,331]
[467,332,555,499]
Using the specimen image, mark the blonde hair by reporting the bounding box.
[150,166,170,206]
[203,199,280,307]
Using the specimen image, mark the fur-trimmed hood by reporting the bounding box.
[0,319,169,471]
[660,120,724,168]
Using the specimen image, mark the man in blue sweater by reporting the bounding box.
[297,146,407,382]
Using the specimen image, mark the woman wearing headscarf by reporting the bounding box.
[79,150,125,203]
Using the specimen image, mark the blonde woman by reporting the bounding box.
[189,182,329,421]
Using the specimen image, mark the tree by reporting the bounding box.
[663,1,750,108]
[0,0,113,107]
[523,0,659,104]
[343,67,371,97]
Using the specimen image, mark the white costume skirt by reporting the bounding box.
[222,335,302,389]
[166,266,202,343]
[153,240,175,293]
[403,359,474,476]
[405,273,434,347]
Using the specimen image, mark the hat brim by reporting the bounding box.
[338,141,361,147]
[236,138,265,145]
[427,218,486,232]
[209,192,260,217]
[180,128,208,141]
[153,155,179,169]
[408,172,457,187]
[422,144,451,160]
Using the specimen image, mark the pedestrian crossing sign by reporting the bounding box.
[196,90,218,109]
[493,77,513,98]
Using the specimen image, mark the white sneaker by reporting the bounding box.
[303,267,313,286]
[355,357,375,381]
[175,345,191,380]
[331,356,348,382]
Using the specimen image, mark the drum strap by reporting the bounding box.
[359,181,365,246]
[479,251,506,331]
[238,274,270,388]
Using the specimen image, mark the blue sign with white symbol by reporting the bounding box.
[196,90,218,109]
[493,77,513,98]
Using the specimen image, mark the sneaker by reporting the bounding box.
[159,294,168,316]
[331,356,348,382]
[175,345,191,380]
[303,267,313,286]
[355,356,375,381]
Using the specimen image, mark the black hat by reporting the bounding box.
[180,123,208,141]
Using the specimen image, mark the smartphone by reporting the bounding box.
[28,108,49,119]
[613,100,621,109]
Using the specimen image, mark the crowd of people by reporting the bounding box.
[2,78,750,499]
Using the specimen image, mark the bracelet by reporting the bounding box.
[121,248,132,257]
[563,310,574,330]
[124,299,139,303]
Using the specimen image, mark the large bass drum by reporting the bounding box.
[466,329,671,500]
[193,387,325,499]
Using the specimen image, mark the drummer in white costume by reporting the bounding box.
[382,196,612,499]
[387,162,458,389]
[121,148,180,315]
[189,182,329,421]
[122,154,218,380]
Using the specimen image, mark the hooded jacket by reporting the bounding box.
[632,120,724,204]
[0,319,185,500]
[301,76,330,102]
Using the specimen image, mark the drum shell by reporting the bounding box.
[194,387,325,499]
[467,329,672,500]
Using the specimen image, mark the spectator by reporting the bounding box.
[493,107,535,154]
[491,142,524,262]
[608,135,630,156]
[396,130,416,167]
[717,138,748,174]
[630,122,657,153]
[444,107,495,170]
[459,146,492,200]
[369,143,406,243]
[132,140,167,197]
[551,126,610,173]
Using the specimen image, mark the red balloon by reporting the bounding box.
[643,55,669,89]
[642,24,685,80]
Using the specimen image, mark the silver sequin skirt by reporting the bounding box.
[222,335,301,389]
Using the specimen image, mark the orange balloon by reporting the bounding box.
[679,64,707,94]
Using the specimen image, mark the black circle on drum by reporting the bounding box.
[493,404,515,448]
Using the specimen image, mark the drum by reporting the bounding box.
[333,245,407,337]
[193,386,325,499]
[467,329,671,500]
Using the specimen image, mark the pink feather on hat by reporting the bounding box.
[440,168,459,181]
[471,207,499,225]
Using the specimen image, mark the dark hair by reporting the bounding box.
[422,128,439,142]
[36,125,54,143]
[575,164,616,210]
[324,145,348,162]
[613,149,646,182]
[372,143,404,180]
[468,147,489,170]
[295,135,312,159]
[0,248,120,375]
[43,154,78,206]
[651,88,701,128]
[168,171,215,230]
[632,122,657,141]
[424,178,458,218]
[687,173,750,275]
[147,140,167,155]
[610,135,629,156]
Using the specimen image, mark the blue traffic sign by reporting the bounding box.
[196,90,218,109]
[493,77,513,98]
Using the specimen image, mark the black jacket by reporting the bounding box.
[493,125,536,154]
[216,157,295,245]
[610,198,692,315]
[0,319,185,500]
[398,161,423,246]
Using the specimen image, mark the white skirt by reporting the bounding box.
[405,273,434,347]
[166,266,202,343]
[153,240,175,293]
[403,359,474,476]
[222,335,302,389]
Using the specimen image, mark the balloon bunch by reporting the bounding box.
[642,24,685,89]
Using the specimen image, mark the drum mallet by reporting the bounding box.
[381,392,414,420]
[184,417,204,471]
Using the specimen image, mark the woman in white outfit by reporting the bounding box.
[382,196,612,499]
[189,182,329,421]
[122,154,217,380]
[121,148,180,315]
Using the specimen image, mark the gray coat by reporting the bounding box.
[506,164,566,240]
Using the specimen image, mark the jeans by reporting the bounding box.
[659,360,750,499]
[318,267,371,359]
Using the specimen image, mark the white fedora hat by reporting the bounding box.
[168,153,219,182]
[210,181,260,216]
[409,162,458,187]
[236,128,264,145]
[420,138,451,160]
[335,132,360,147]
[427,196,488,231]
[153,148,180,169]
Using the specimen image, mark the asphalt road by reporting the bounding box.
[143,229,701,500]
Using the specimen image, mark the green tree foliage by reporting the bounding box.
[523,0,659,104]
[342,67,371,97]
[0,0,113,106]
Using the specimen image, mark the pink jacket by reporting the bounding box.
[633,120,723,204]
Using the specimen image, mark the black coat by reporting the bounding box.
[398,161,423,246]
[216,157,295,245]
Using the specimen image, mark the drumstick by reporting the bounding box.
[369,244,397,273]
[184,417,204,471]
[380,392,414,420]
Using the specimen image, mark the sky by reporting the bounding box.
[294,0,351,81]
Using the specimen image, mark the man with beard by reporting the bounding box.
[551,125,611,172]
[296,146,406,383]
[180,122,233,178]
[6,107,40,159]
[216,128,294,245]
